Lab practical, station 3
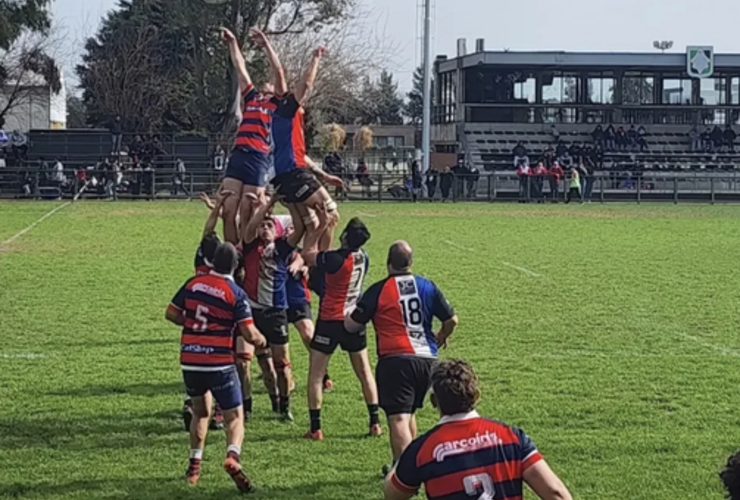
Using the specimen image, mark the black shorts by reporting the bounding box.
[272,168,322,204]
[253,307,289,346]
[310,319,366,354]
[376,356,436,416]
[287,303,312,324]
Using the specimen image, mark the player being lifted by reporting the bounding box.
[301,215,381,440]
[219,27,286,245]
[166,243,267,492]
[242,193,305,421]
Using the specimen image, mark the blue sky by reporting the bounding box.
[53,0,740,92]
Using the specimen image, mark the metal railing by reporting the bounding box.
[3,167,740,204]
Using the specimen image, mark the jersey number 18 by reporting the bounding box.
[400,297,423,328]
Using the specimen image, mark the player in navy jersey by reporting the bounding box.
[722,450,740,500]
[384,360,573,500]
[347,240,458,474]
[166,243,267,492]
[301,216,381,440]
[242,193,305,421]
[219,27,285,246]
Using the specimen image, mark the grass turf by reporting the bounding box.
[0,200,739,500]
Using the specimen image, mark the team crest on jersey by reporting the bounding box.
[398,277,417,296]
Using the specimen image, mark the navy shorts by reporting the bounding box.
[183,366,242,411]
[287,302,312,324]
[226,148,270,187]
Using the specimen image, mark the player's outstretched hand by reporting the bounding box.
[199,192,215,210]
[324,174,344,188]
[249,28,268,48]
[314,47,327,59]
[220,27,236,44]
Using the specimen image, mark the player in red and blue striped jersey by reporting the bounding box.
[241,194,305,421]
[166,243,267,492]
[218,27,286,246]
[384,360,573,500]
[346,241,458,474]
[301,217,381,440]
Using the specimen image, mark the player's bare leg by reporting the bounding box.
[387,413,414,460]
[348,349,382,437]
[185,395,212,485]
[256,349,279,413]
[220,177,243,244]
[305,348,331,440]
[221,405,253,493]
[235,338,254,420]
[272,344,293,421]
[294,319,314,349]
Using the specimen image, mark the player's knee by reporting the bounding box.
[274,359,292,374]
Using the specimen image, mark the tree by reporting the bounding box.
[66,94,87,129]
[405,66,424,126]
[0,0,52,50]
[77,0,358,133]
[357,70,403,125]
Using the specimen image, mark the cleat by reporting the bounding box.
[280,410,295,423]
[303,429,324,441]
[322,375,334,393]
[368,424,383,438]
[224,457,254,493]
[184,463,201,485]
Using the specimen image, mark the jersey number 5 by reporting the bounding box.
[462,473,494,500]
[400,297,423,327]
[194,305,209,332]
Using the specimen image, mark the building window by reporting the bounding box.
[623,74,654,104]
[699,77,726,105]
[662,78,692,104]
[587,75,615,104]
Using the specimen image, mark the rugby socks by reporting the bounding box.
[226,445,241,462]
[243,397,253,414]
[279,395,291,413]
[309,409,322,432]
[368,404,380,427]
[189,449,203,474]
[269,393,280,413]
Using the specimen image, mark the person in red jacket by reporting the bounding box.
[548,161,564,202]
[516,161,531,203]
[532,162,548,203]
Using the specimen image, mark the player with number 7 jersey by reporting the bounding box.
[345,241,459,475]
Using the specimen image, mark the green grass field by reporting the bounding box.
[1,200,739,500]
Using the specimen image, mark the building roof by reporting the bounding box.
[436,50,740,73]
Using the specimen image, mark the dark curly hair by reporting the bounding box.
[721,451,740,500]
[431,359,479,416]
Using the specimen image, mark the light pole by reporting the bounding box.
[653,40,674,53]
[421,0,432,173]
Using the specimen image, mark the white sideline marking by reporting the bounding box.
[502,262,542,278]
[0,353,50,360]
[356,211,378,218]
[678,332,740,356]
[0,202,70,248]
[443,240,473,252]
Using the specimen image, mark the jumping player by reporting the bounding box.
[346,241,458,475]
[166,243,267,492]
[301,216,381,440]
[384,360,573,500]
[242,194,305,421]
[219,27,286,245]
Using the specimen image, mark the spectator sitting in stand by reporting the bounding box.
[10,130,27,166]
[591,125,605,149]
[724,124,736,152]
[616,127,628,151]
[550,124,560,143]
[688,125,701,152]
[512,141,529,167]
[604,124,616,151]
[627,125,639,151]
[701,126,713,152]
[711,125,724,152]
[129,135,144,164]
[568,142,583,165]
[636,126,648,152]
[555,141,568,161]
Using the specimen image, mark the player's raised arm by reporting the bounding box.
[286,202,306,248]
[243,193,280,244]
[295,47,325,105]
[202,189,234,238]
[300,205,329,267]
[249,28,287,96]
[221,27,252,92]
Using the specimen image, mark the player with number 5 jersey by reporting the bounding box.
[346,240,459,475]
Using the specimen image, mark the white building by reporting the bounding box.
[0,70,66,132]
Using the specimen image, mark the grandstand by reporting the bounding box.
[432,43,740,172]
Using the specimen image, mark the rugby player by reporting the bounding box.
[721,450,740,500]
[166,243,267,492]
[346,241,458,474]
[301,217,381,440]
[219,27,286,245]
[242,193,305,421]
[268,44,345,237]
[384,359,573,500]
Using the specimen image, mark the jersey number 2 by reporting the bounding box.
[462,473,494,500]
[400,297,423,327]
[194,305,209,332]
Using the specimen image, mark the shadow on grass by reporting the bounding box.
[47,381,183,398]
[0,476,381,500]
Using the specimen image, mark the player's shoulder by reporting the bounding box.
[479,417,528,444]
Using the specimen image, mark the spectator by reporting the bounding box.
[627,125,639,151]
[702,126,713,152]
[591,125,605,149]
[549,161,564,202]
[532,161,548,203]
[109,115,123,154]
[52,158,65,186]
[513,142,529,167]
[550,124,560,143]
[516,160,531,203]
[636,126,648,152]
[616,127,628,151]
[425,170,437,200]
[0,128,8,150]
[105,159,121,199]
[410,161,422,202]
[555,141,568,161]
[171,158,189,196]
[721,450,740,500]
[356,159,373,198]
[565,168,580,204]
[578,163,590,202]
[604,124,616,151]
[568,143,582,164]
[688,125,701,152]
[711,125,724,152]
[542,146,555,168]
[724,125,736,152]
[466,164,479,199]
[450,159,468,199]
[591,143,604,169]
[10,130,27,165]
[439,166,453,202]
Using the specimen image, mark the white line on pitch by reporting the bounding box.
[0,353,51,360]
[0,202,70,248]
[443,240,473,252]
[356,211,378,218]
[502,262,542,278]
[678,332,740,356]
